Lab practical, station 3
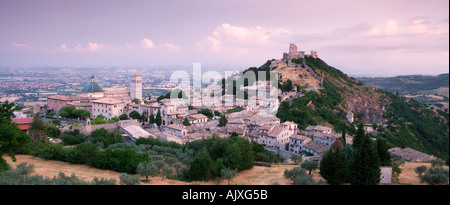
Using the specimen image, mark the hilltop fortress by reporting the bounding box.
[282,43,318,61]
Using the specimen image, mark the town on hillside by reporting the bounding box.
[9,44,440,183]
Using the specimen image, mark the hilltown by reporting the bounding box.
[11,44,436,163]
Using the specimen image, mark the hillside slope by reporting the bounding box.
[250,57,449,158]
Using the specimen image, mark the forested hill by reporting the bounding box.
[356,74,449,95]
[244,57,449,159]
[356,74,449,106]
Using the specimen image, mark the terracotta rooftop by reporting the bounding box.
[92,98,123,105]
[12,117,33,124]
[268,126,285,138]
[304,141,329,154]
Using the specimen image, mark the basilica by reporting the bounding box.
[47,74,142,120]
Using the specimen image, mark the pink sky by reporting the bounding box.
[0,0,448,76]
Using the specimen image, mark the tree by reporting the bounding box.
[183,118,191,126]
[162,166,173,179]
[155,110,162,127]
[59,105,76,118]
[89,128,123,148]
[430,159,445,168]
[129,110,141,120]
[214,111,221,117]
[59,111,70,118]
[149,113,155,124]
[284,167,307,182]
[341,125,347,146]
[301,160,318,175]
[52,119,61,126]
[281,79,293,92]
[391,155,404,183]
[331,140,344,151]
[0,102,30,171]
[352,123,365,151]
[420,167,449,185]
[132,98,140,104]
[220,167,237,184]
[319,148,348,185]
[291,154,303,164]
[119,113,128,120]
[415,165,427,177]
[48,111,56,116]
[218,115,228,127]
[189,147,215,181]
[119,173,141,185]
[80,110,91,120]
[136,162,158,181]
[29,114,49,142]
[200,108,214,119]
[350,125,381,185]
[376,138,391,166]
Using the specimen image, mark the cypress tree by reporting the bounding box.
[350,127,381,185]
[219,115,228,127]
[155,110,162,127]
[341,125,347,146]
[352,123,365,151]
[189,147,215,180]
[149,113,155,124]
[319,147,348,185]
[183,118,191,126]
[376,138,391,166]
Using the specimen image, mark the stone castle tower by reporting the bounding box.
[130,74,142,100]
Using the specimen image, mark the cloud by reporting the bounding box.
[163,43,181,52]
[200,23,292,52]
[54,42,115,52]
[12,43,29,47]
[367,18,448,37]
[367,19,400,36]
[141,38,155,49]
[11,43,32,49]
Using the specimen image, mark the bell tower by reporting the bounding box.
[130,74,142,100]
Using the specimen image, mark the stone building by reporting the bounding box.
[282,43,318,61]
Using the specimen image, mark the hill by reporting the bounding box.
[242,57,449,159]
[356,74,449,108]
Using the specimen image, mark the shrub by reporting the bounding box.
[31,142,67,161]
[92,177,117,185]
[414,165,427,177]
[420,167,449,185]
[119,173,141,185]
[90,148,150,174]
[431,159,445,168]
[65,142,100,165]
[88,128,123,148]
[291,154,302,164]
[60,131,87,145]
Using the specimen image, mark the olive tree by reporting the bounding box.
[136,162,159,181]
[220,167,237,185]
[301,160,318,175]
